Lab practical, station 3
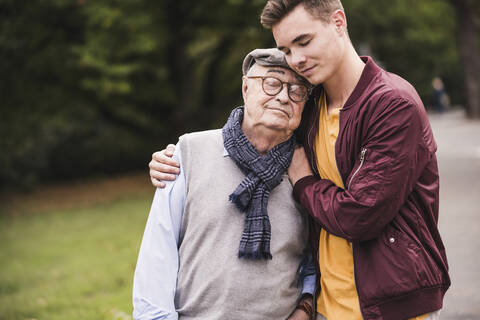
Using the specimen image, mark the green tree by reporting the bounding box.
[0,0,87,188]
[0,0,468,190]
[344,0,461,106]
[0,0,273,190]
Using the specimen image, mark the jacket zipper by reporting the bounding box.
[308,95,320,175]
[347,148,367,190]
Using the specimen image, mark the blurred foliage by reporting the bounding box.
[0,0,469,190]
[346,0,462,105]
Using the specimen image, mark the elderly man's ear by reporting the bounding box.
[242,76,249,101]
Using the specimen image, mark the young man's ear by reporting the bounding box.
[331,9,347,34]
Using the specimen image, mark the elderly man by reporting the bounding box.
[133,48,316,320]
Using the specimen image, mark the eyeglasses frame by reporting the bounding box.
[246,76,312,102]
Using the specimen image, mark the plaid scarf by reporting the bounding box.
[222,106,296,259]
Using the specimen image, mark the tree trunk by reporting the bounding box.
[450,0,480,119]
[164,0,197,137]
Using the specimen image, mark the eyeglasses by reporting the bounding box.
[247,76,311,102]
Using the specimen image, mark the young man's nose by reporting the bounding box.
[289,51,307,70]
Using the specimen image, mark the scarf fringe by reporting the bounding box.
[229,192,250,211]
[238,250,273,260]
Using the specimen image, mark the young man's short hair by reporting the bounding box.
[261,0,344,28]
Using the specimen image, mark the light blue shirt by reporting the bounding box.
[133,143,316,320]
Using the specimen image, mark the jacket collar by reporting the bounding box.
[342,56,382,111]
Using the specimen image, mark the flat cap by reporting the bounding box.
[242,48,290,75]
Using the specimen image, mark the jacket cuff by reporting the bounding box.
[293,175,318,202]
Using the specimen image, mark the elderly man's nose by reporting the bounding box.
[276,84,290,103]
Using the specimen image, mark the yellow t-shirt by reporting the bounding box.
[314,91,427,320]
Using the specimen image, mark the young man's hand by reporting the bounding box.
[288,146,314,186]
[149,144,180,188]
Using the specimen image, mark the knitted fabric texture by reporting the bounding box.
[222,106,295,259]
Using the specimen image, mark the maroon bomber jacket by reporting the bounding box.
[293,57,450,320]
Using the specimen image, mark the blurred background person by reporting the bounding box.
[431,77,450,114]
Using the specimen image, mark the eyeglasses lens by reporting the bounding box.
[261,77,308,102]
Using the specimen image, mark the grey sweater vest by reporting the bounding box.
[174,129,308,320]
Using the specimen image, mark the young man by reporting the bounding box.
[134,48,316,320]
[149,1,450,319]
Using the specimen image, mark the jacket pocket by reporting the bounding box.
[355,221,440,304]
[347,148,392,207]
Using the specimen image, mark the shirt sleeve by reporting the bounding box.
[133,143,185,320]
[298,249,317,296]
[301,274,316,296]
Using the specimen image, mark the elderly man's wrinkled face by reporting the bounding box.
[242,64,308,136]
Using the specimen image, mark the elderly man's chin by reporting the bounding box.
[262,111,297,132]
[264,104,292,117]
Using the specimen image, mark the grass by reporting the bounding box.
[0,172,155,320]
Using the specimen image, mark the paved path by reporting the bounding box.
[429,110,480,319]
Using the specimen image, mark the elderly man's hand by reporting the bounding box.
[288,146,314,186]
[287,294,313,320]
[287,309,311,320]
[149,144,180,188]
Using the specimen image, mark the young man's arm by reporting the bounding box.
[289,99,431,242]
[133,144,185,320]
